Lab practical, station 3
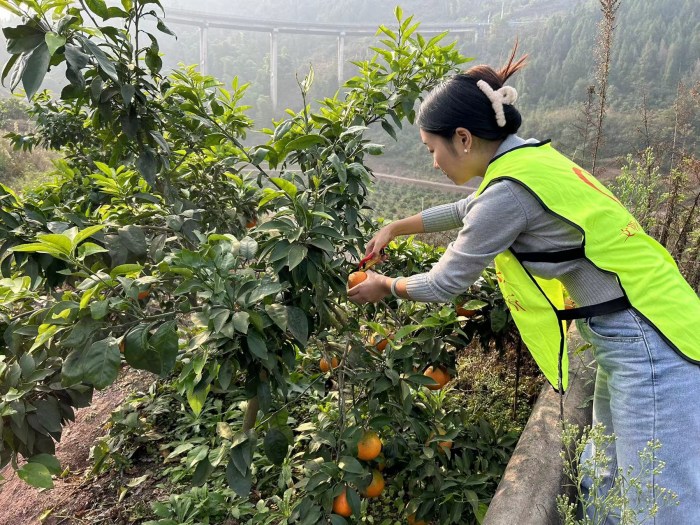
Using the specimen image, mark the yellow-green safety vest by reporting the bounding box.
[475,141,700,390]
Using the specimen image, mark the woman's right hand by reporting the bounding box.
[364,224,395,262]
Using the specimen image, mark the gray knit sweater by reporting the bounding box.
[404,135,624,307]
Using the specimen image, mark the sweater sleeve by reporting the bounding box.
[405,181,529,302]
[420,193,474,232]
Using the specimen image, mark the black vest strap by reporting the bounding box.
[512,247,587,263]
[556,296,631,321]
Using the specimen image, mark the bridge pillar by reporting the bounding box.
[270,28,279,110]
[199,24,209,75]
[337,32,345,87]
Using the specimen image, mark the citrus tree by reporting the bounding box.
[0,2,525,523]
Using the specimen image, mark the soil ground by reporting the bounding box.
[0,368,156,525]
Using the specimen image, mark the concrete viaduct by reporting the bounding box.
[165,8,490,109]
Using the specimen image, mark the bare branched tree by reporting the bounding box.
[573,84,596,165]
[590,0,621,176]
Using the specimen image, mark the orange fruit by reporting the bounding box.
[427,430,453,453]
[332,487,353,517]
[362,469,385,498]
[347,271,367,289]
[246,218,257,228]
[423,366,451,391]
[407,514,428,525]
[137,290,149,300]
[371,333,394,353]
[357,430,382,461]
[320,356,339,373]
[456,305,476,317]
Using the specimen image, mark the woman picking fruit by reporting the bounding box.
[347,45,700,523]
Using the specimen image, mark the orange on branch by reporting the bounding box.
[357,430,382,461]
[427,429,453,453]
[332,487,353,517]
[456,305,476,317]
[137,289,150,300]
[362,469,385,498]
[246,218,257,228]
[347,271,367,289]
[423,366,451,391]
[370,333,394,353]
[320,356,339,373]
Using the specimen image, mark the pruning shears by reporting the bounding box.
[358,248,386,271]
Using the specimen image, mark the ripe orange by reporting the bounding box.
[362,469,385,498]
[427,430,453,453]
[371,333,394,353]
[423,366,451,391]
[246,218,257,228]
[320,356,339,373]
[407,514,428,525]
[357,430,382,461]
[137,290,150,300]
[456,305,476,317]
[347,271,367,289]
[333,487,353,517]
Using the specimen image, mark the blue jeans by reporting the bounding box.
[576,308,700,524]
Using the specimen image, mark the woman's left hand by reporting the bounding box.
[347,270,392,304]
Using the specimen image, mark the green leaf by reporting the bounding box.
[265,304,287,332]
[29,454,61,475]
[89,299,109,320]
[61,347,86,385]
[490,308,508,333]
[192,457,213,486]
[3,24,44,54]
[84,0,109,18]
[226,458,251,496]
[232,312,249,334]
[148,321,178,376]
[156,18,176,36]
[270,177,297,198]
[263,428,289,466]
[239,237,258,259]
[36,233,72,255]
[82,39,118,81]
[118,225,147,257]
[347,487,361,517]
[110,263,142,278]
[246,331,268,360]
[82,338,120,389]
[45,33,66,56]
[73,224,106,248]
[136,148,157,186]
[283,134,325,154]
[338,456,364,474]
[77,242,108,259]
[287,244,307,271]
[286,307,308,346]
[307,238,335,254]
[22,42,50,100]
[0,1,23,16]
[17,463,53,489]
[187,382,209,416]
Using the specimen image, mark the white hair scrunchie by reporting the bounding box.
[476,79,518,127]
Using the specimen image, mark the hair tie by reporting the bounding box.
[476,79,518,127]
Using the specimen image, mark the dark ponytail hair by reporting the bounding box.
[417,43,528,141]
